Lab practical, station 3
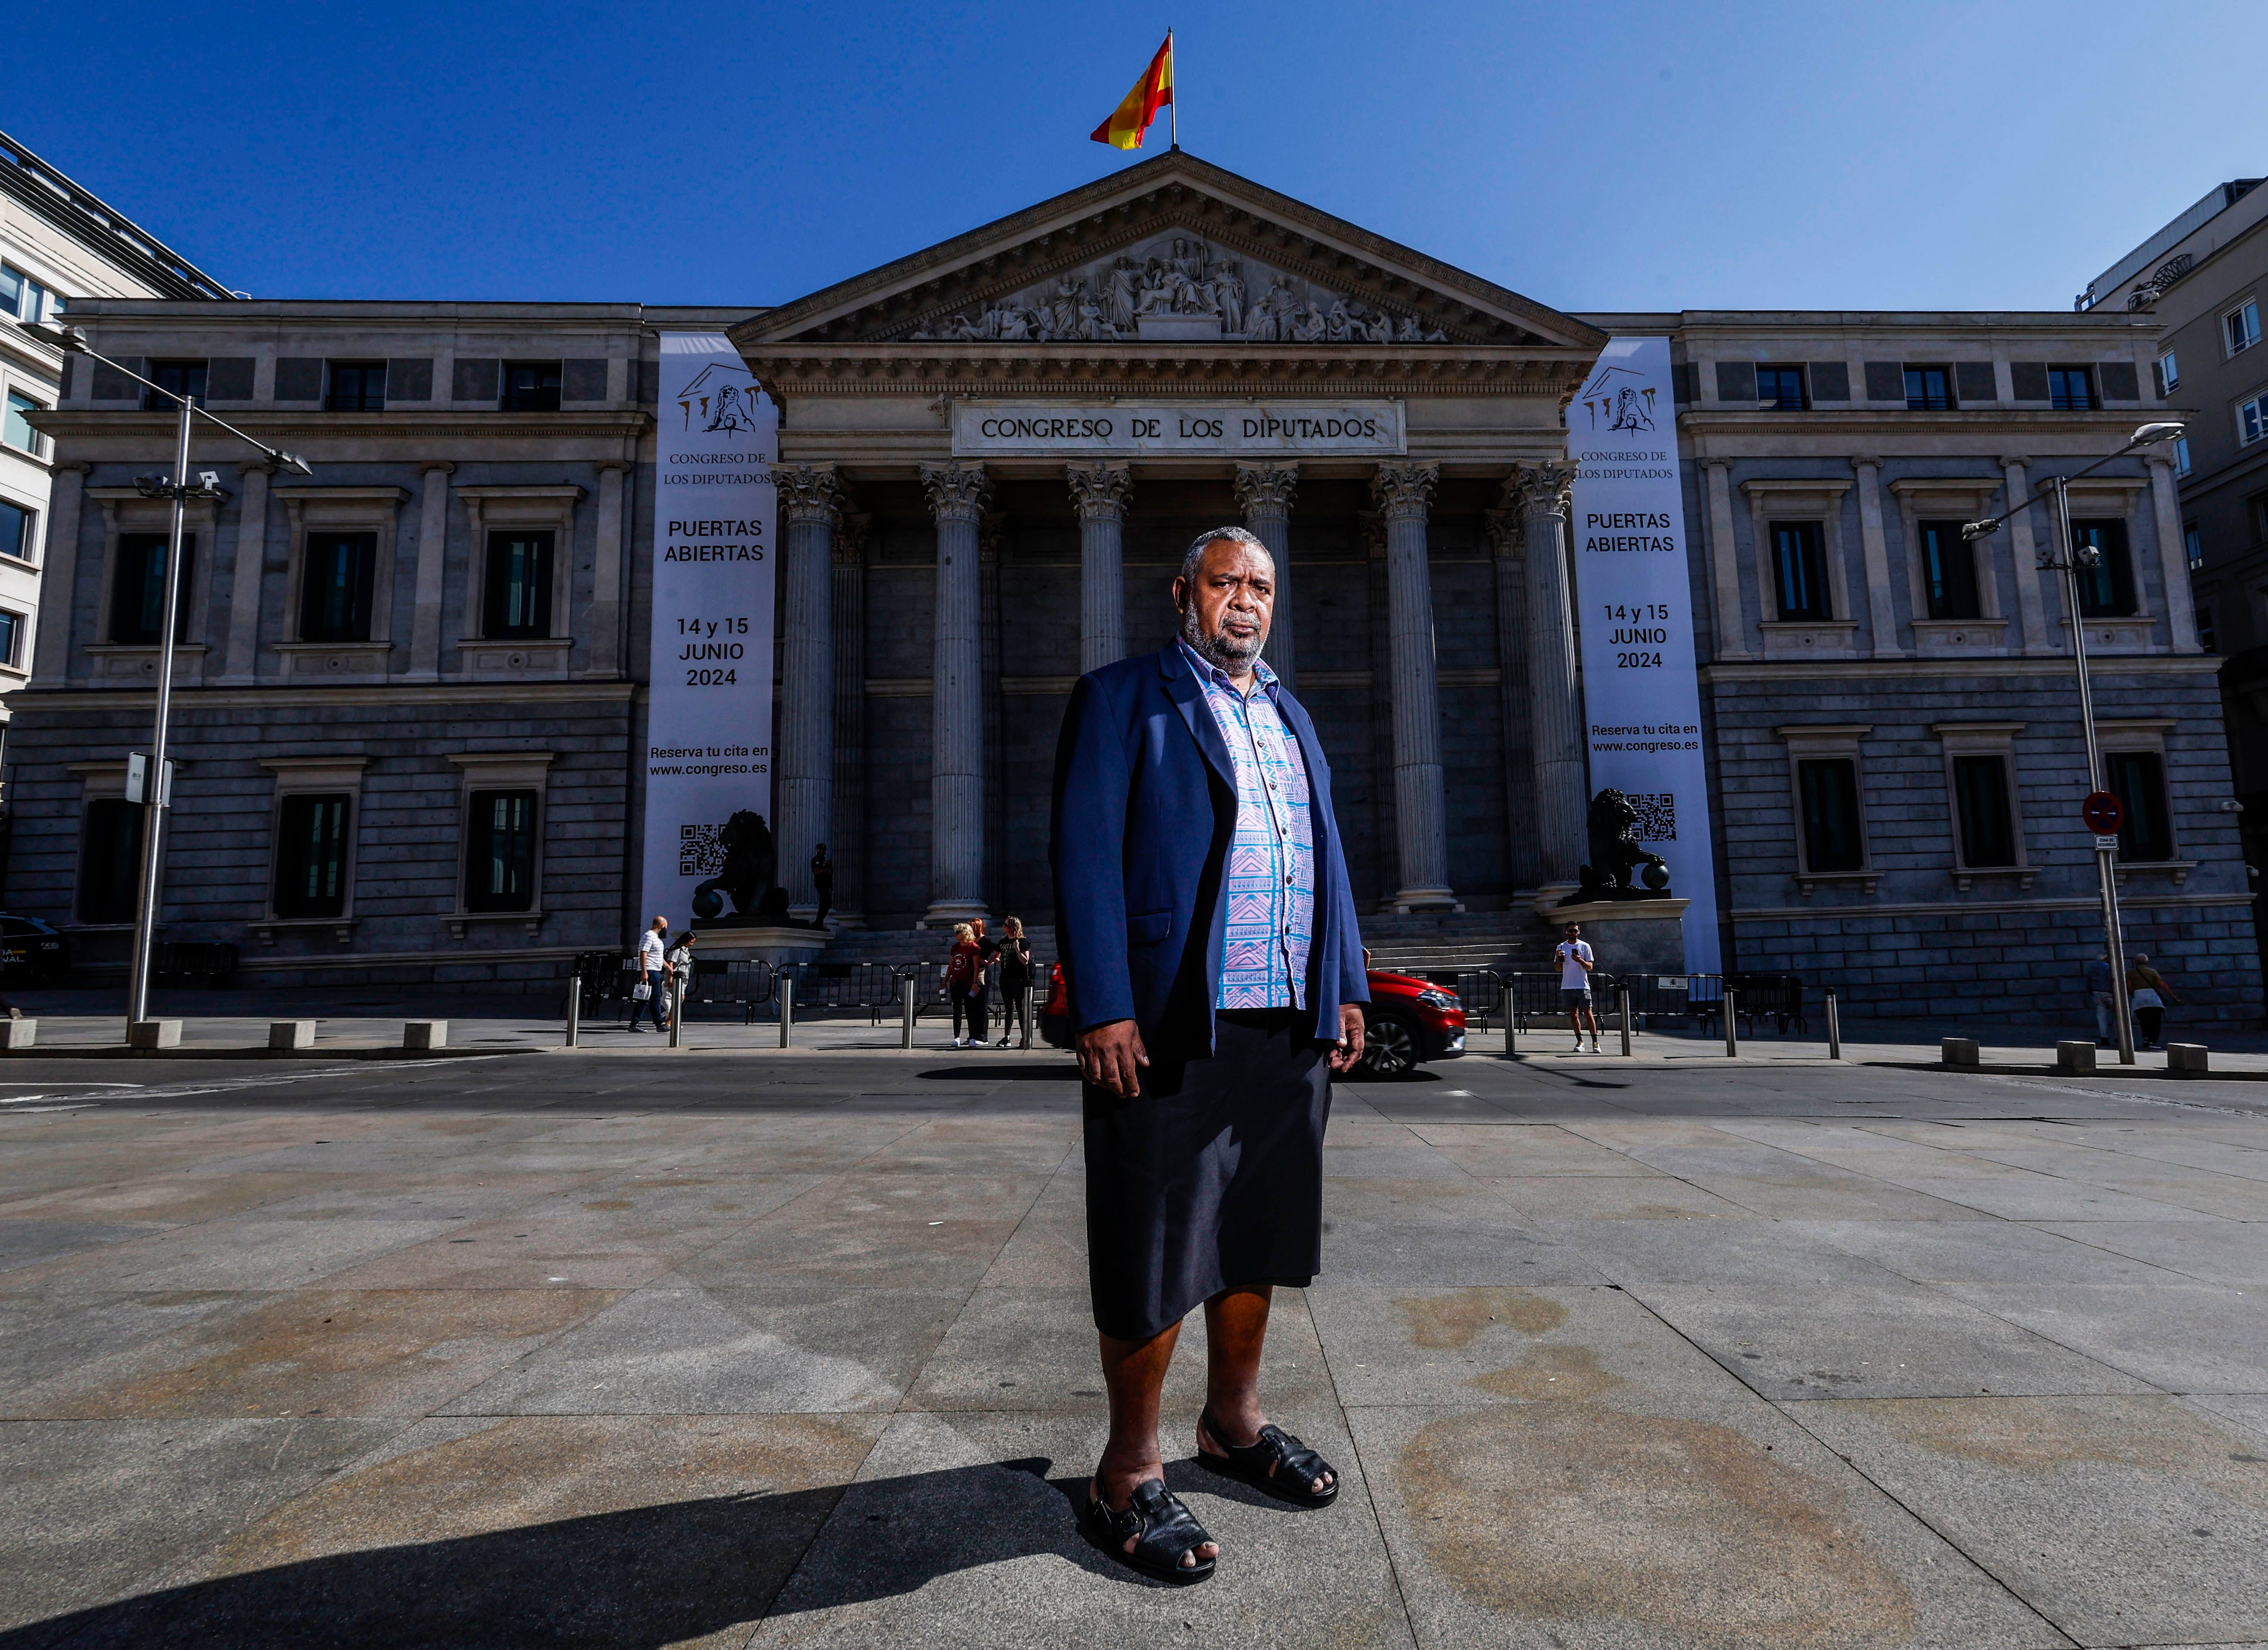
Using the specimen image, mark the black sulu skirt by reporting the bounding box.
[1082,1008,1333,1342]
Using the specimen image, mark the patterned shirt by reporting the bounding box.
[1179,640,1316,1009]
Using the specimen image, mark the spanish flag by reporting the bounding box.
[1091,33,1174,150]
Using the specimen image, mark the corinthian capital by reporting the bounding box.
[1484,506,1524,558]
[775,463,841,525]
[1233,462,1300,520]
[1066,462,1133,521]
[1509,460,1577,517]
[919,461,990,524]
[1371,460,1439,521]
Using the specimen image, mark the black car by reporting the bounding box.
[0,914,71,986]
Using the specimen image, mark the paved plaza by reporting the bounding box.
[2,1043,2266,1648]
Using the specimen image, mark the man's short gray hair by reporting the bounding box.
[1176,524,1273,589]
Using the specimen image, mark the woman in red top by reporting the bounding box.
[946,923,984,1047]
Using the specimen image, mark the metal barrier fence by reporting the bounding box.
[1450,970,1808,1037]
[568,952,1054,1031]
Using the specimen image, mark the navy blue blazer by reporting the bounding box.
[1050,642,1368,1059]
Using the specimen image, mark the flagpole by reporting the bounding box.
[1168,29,1178,149]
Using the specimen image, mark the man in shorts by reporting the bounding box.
[1555,921,1600,1054]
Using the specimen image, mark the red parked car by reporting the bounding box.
[1037,962,1466,1078]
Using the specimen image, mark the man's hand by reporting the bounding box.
[1329,1003,1366,1073]
[1078,1020,1150,1098]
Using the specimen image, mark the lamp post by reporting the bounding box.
[1962,420,2185,1067]
[18,322,309,1037]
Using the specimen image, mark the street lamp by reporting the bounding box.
[1962,419,2185,1066]
[18,321,310,1039]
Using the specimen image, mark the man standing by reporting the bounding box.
[810,843,834,930]
[632,916,671,1034]
[2085,951,2113,1047]
[1054,526,1366,1583]
[1556,920,1600,1054]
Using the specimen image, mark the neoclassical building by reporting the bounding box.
[14,152,2258,1024]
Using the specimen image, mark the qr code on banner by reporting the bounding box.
[679,824,728,878]
[1628,793,1677,841]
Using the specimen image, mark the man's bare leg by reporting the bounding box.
[1096,1321,1219,1566]
[1196,1285,1334,1494]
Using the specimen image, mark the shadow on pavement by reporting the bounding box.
[1,1460,1135,1649]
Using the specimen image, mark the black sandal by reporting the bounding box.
[1083,1477,1217,1584]
[1195,1409,1340,1508]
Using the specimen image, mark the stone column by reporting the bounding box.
[584,459,628,678]
[1374,461,1457,912]
[1699,459,1750,661]
[405,461,454,681]
[775,464,841,918]
[1851,456,1903,658]
[1236,463,1300,691]
[30,463,87,685]
[1486,496,1541,890]
[2000,457,2050,654]
[830,511,870,927]
[218,459,274,685]
[1067,463,1131,674]
[1515,460,1588,890]
[921,461,990,926]
[2147,454,2200,651]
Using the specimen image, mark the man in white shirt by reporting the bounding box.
[633,916,671,1033]
[1554,921,1599,1054]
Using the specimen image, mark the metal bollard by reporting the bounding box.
[565,976,581,1048]
[1506,995,1518,1058]
[667,979,683,1049]
[779,976,795,1049]
[1722,988,1739,1058]
[1825,986,1841,1061]
[1618,987,1633,1056]
[900,976,916,1049]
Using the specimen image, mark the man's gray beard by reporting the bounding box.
[1180,604,1265,670]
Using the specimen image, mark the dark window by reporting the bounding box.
[2198,601,2217,654]
[1904,366,1954,410]
[1756,365,1806,409]
[1798,758,1864,872]
[0,499,31,562]
[1953,755,2018,867]
[2107,750,2173,861]
[109,532,197,644]
[2071,518,2135,616]
[79,798,142,923]
[298,531,377,642]
[1715,361,1755,403]
[1919,520,1982,620]
[501,361,562,412]
[1954,361,1999,404]
[327,361,387,412]
[2048,366,2094,410]
[274,793,351,918]
[1770,521,1833,621]
[483,532,553,639]
[143,359,207,410]
[0,607,21,667]
[2249,494,2268,544]
[465,789,538,911]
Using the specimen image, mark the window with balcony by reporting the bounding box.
[501,361,562,412]
[1769,521,1833,620]
[326,361,387,412]
[1904,366,1954,410]
[1952,755,2019,868]
[109,532,197,644]
[482,531,554,639]
[274,793,351,918]
[143,360,207,410]
[1919,519,1982,620]
[2048,367,2095,410]
[5,391,45,456]
[1756,365,1806,409]
[2227,298,2261,356]
[465,789,539,912]
[298,531,377,642]
[2071,518,2135,617]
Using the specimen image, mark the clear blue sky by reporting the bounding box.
[15,0,2264,314]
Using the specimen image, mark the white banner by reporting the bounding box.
[638,333,777,932]
[1568,336,1721,974]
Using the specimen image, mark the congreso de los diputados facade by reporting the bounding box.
[14,151,2257,1026]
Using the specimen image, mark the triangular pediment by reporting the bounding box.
[733,151,1603,354]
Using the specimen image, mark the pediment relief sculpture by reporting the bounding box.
[903,233,1450,347]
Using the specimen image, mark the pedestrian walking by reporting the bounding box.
[2085,952,2114,1047]
[631,916,671,1033]
[969,917,997,1044]
[996,916,1034,1048]
[946,923,983,1047]
[1555,921,1601,1054]
[2127,953,2181,1051]
[666,929,698,1028]
[1054,524,1365,1582]
[810,843,834,930]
